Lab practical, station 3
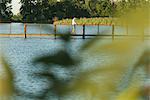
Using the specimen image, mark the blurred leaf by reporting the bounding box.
[80,30,110,51]
[69,64,129,99]
[0,56,14,96]
[33,50,79,67]
[83,39,142,57]
[134,50,150,67]
[60,33,71,42]
[64,38,145,99]
[116,83,141,100]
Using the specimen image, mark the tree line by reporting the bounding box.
[0,0,12,21]
[0,0,149,23]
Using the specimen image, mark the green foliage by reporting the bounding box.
[18,0,150,22]
[0,0,12,21]
[20,0,50,22]
[115,0,150,17]
[11,13,23,22]
[87,0,113,17]
[20,0,90,22]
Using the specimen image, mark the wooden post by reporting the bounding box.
[97,24,100,34]
[24,24,27,39]
[54,24,57,39]
[40,24,42,36]
[112,24,115,41]
[10,23,11,35]
[83,24,85,39]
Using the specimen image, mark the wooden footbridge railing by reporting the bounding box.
[0,24,149,40]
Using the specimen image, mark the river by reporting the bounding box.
[0,23,149,100]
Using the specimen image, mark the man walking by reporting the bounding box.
[72,17,76,34]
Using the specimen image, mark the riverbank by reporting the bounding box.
[54,18,114,26]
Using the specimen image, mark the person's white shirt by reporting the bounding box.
[72,17,76,25]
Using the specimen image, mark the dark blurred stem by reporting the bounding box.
[146,62,150,98]
[144,56,150,99]
[112,0,115,17]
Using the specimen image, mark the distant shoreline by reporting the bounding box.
[0,18,115,25]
